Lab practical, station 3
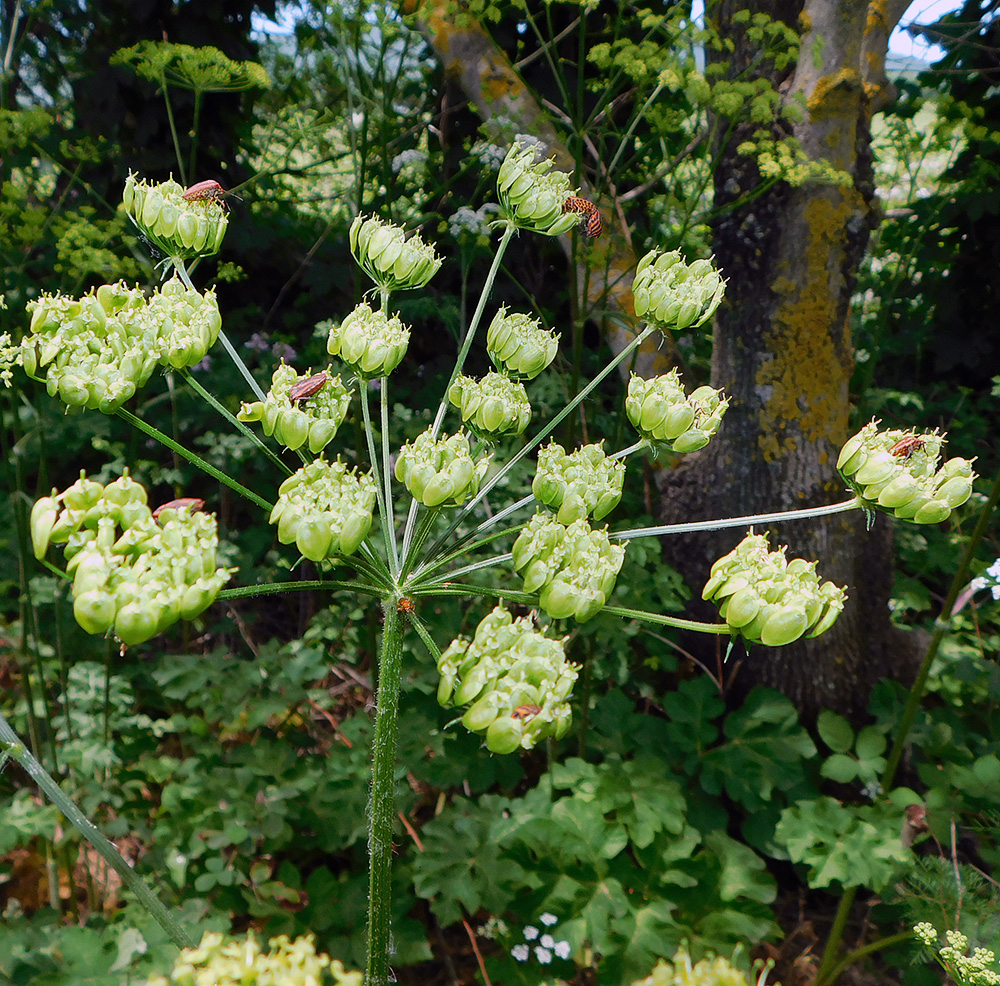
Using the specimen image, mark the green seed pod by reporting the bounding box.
[327,302,410,379]
[532,442,625,524]
[497,139,579,236]
[486,307,560,380]
[485,716,523,755]
[349,215,442,292]
[73,589,118,636]
[632,249,725,331]
[30,494,60,560]
[448,371,531,441]
[395,429,490,508]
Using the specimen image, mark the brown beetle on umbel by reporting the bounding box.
[511,704,542,720]
[152,497,206,521]
[288,371,330,403]
[889,436,926,460]
[181,179,227,204]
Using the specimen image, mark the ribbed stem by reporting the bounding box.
[366,603,405,986]
[0,712,195,949]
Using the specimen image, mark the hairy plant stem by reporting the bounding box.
[180,368,292,476]
[611,496,862,540]
[115,407,272,512]
[360,383,398,576]
[0,713,196,950]
[814,466,1000,986]
[173,264,267,401]
[400,223,518,562]
[367,603,404,986]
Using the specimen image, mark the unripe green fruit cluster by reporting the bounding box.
[702,532,846,647]
[632,249,725,331]
[394,429,490,507]
[486,306,559,380]
[30,472,233,647]
[22,276,222,412]
[349,215,442,293]
[497,139,580,236]
[436,606,578,754]
[325,302,410,380]
[837,421,976,525]
[448,371,531,442]
[123,173,228,259]
[238,363,352,454]
[512,513,627,623]
[269,458,376,561]
[625,371,729,452]
[532,442,625,524]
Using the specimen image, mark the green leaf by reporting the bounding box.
[821,753,860,783]
[855,725,887,761]
[817,709,854,753]
[699,687,815,809]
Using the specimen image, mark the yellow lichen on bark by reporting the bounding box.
[807,68,862,117]
[755,196,853,461]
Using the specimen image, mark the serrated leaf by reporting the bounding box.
[817,709,854,753]
[702,830,776,904]
[662,675,723,761]
[821,753,860,783]
[699,687,815,809]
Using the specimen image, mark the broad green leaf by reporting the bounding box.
[817,709,855,753]
[821,753,860,783]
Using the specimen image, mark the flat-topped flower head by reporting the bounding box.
[702,531,846,647]
[269,458,376,561]
[394,428,491,507]
[326,302,410,379]
[486,306,559,380]
[448,371,531,441]
[22,276,222,413]
[350,215,442,292]
[123,172,229,259]
[497,138,580,237]
[626,370,729,453]
[512,513,627,623]
[632,249,725,331]
[30,471,233,646]
[238,362,352,454]
[837,420,976,525]
[436,606,578,753]
[532,442,625,524]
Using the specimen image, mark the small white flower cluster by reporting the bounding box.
[448,204,502,242]
[511,913,572,966]
[970,559,1000,601]
[914,924,1000,985]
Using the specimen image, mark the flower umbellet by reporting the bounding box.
[12,144,981,986]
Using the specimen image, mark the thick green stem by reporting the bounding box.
[179,369,292,477]
[0,713,195,950]
[360,385,397,577]
[367,604,404,986]
[115,407,272,512]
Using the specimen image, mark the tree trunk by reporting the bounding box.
[656,0,916,722]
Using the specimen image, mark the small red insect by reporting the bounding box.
[562,196,603,238]
[511,704,542,720]
[289,371,330,404]
[889,436,926,460]
[152,497,206,521]
[396,596,416,614]
[181,179,227,204]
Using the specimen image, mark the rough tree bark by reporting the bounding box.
[655,0,917,721]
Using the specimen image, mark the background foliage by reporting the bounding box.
[1,1,998,984]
